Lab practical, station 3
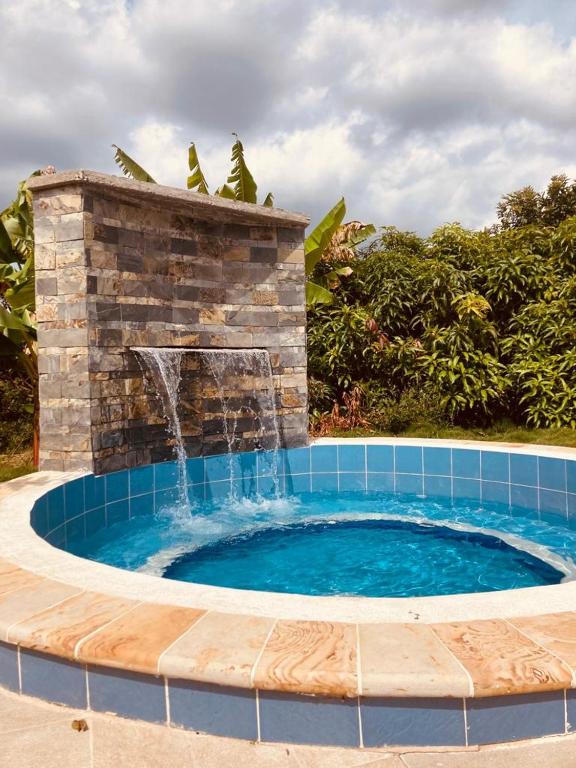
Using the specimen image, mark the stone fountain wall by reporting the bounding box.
[29,171,309,474]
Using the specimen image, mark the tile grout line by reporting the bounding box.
[250,617,278,689]
[72,601,144,660]
[155,609,213,674]
[504,618,575,685]
[356,622,364,748]
[463,696,469,747]
[164,676,171,726]
[255,688,261,742]
[5,589,87,645]
[16,645,22,694]
[428,626,475,699]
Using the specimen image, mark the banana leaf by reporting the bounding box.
[112,145,156,183]
[187,143,209,194]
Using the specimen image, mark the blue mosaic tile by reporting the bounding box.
[539,457,566,491]
[169,679,257,740]
[367,473,394,493]
[367,445,394,473]
[130,491,154,517]
[259,690,359,747]
[311,445,338,473]
[284,447,310,475]
[510,484,539,513]
[452,478,481,503]
[155,460,180,489]
[85,474,105,510]
[285,473,311,493]
[31,496,49,536]
[0,641,19,692]
[184,457,204,486]
[204,454,231,483]
[85,507,106,537]
[65,515,85,544]
[567,461,576,494]
[47,485,66,530]
[424,475,452,499]
[395,474,423,496]
[20,649,86,708]
[467,692,565,745]
[481,452,509,483]
[105,470,129,504]
[361,697,466,747]
[539,489,567,522]
[339,473,366,491]
[395,446,422,474]
[510,454,538,487]
[129,464,154,496]
[64,478,84,519]
[338,445,366,473]
[311,473,338,492]
[452,449,480,479]
[481,481,509,506]
[423,447,451,477]
[89,666,166,723]
[106,499,130,527]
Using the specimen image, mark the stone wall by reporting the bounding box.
[28,171,309,474]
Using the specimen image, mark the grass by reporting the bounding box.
[0,450,36,483]
[323,422,576,448]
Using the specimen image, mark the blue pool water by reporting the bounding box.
[68,490,575,597]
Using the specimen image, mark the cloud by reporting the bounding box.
[0,0,575,233]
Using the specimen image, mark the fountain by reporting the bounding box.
[134,348,282,510]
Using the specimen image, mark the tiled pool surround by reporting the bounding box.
[3,439,576,749]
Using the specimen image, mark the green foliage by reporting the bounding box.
[0,364,34,453]
[187,143,209,194]
[497,174,576,230]
[112,145,156,183]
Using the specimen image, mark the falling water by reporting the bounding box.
[201,349,282,498]
[134,348,191,515]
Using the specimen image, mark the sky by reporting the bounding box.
[2,0,576,233]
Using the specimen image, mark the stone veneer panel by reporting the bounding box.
[28,170,310,474]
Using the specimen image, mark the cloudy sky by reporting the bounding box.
[2,0,576,233]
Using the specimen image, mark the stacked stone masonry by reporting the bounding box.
[29,171,310,474]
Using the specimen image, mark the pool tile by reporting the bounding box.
[467,691,565,745]
[367,473,394,493]
[367,445,394,473]
[85,506,106,537]
[0,640,19,691]
[257,474,281,496]
[203,454,230,484]
[0,580,83,641]
[539,489,567,522]
[154,487,180,512]
[539,457,566,491]
[84,474,105,510]
[481,481,509,506]
[510,484,539,512]
[452,450,480,479]
[424,475,452,499]
[238,451,257,484]
[311,473,338,492]
[452,478,480,503]
[65,515,85,544]
[284,473,311,493]
[47,485,66,530]
[395,446,422,474]
[510,613,576,673]
[423,448,451,476]
[129,465,154,496]
[395,474,423,496]
[64,478,85,519]
[253,620,358,696]
[259,690,359,747]
[154,460,180,490]
[89,666,166,723]
[46,526,66,548]
[361,697,466,747]
[257,451,279,478]
[566,690,576,731]
[170,679,257,740]
[76,603,205,674]
[338,445,366,473]
[567,461,576,494]
[20,648,86,708]
[359,624,471,697]
[106,499,130,527]
[311,445,337,473]
[284,447,310,475]
[510,454,538,487]
[105,471,129,504]
[31,496,49,536]
[129,492,154,517]
[432,619,572,696]
[159,612,274,687]
[339,473,366,491]
[7,591,136,657]
[481,452,509,483]
[184,457,204,486]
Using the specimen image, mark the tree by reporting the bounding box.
[497,174,576,230]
